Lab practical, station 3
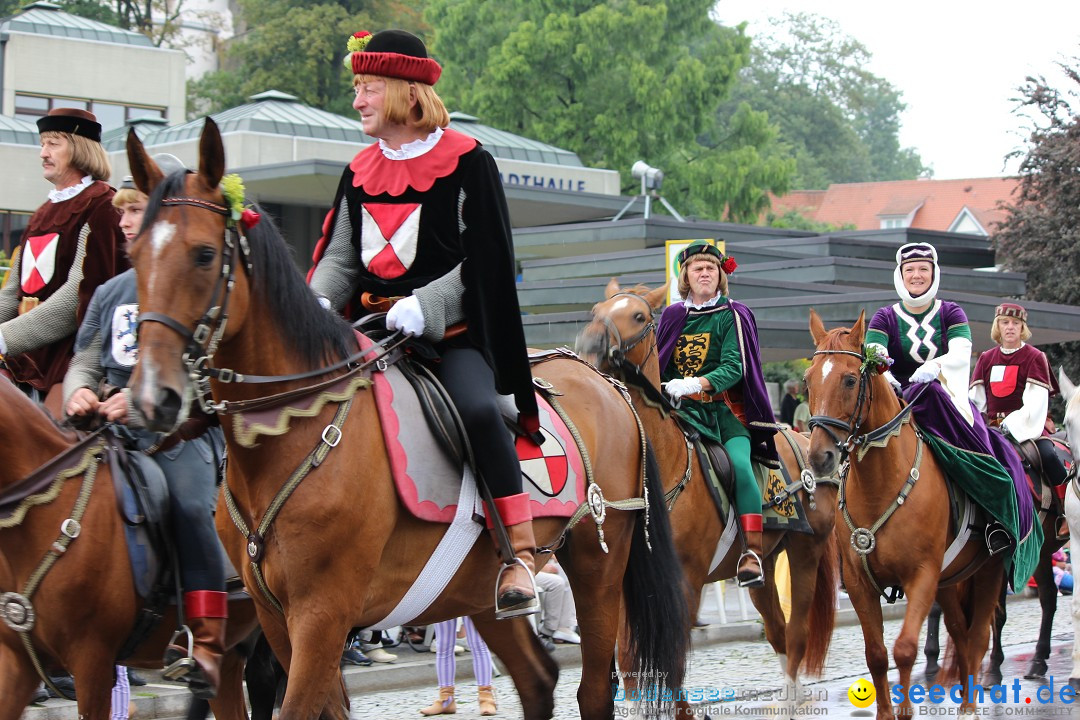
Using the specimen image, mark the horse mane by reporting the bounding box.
[0,378,76,444]
[143,171,355,369]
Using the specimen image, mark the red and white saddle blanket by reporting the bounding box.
[358,335,586,523]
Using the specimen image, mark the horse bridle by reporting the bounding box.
[134,195,406,413]
[599,293,656,371]
[807,349,873,455]
[136,195,249,410]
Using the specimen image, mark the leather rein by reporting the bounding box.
[597,292,673,412]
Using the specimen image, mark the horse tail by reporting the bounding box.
[802,528,839,676]
[621,440,691,712]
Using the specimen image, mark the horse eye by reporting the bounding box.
[194,246,217,268]
[634,312,647,323]
[843,374,857,389]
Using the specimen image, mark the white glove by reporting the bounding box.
[386,295,425,337]
[909,360,941,385]
[664,377,702,400]
[883,370,902,393]
[316,295,332,310]
[0,328,6,355]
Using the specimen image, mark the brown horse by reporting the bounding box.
[577,281,839,716]
[806,310,1003,719]
[0,377,260,720]
[122,118,689,720]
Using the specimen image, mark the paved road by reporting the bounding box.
[347,593,1077,719]
[20,591,1077,718]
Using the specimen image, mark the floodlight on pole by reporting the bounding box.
[612,160,685,222]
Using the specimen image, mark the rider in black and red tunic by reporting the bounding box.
[309,29,540,619]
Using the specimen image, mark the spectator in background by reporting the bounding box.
[418,617,497,716]
[780,379,800,427]
[536,556,579,645]
[792,384,810,433]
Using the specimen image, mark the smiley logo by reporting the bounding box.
[848,679,875,708]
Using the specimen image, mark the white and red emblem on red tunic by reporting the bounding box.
[989,364,1019,397]
[515,425,568,496]
[20,233,59,294]
[360,203,420,279]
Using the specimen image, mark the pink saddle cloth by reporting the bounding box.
[359,334,586,524]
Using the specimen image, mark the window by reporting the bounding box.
[880,217,909,229]
[14,94,166,131]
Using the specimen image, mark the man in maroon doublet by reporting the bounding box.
[0,108,127,413]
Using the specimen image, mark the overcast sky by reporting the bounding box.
[712,0,1080,180]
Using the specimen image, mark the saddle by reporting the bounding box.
[672,417,812,534]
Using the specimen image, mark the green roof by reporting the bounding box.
[142,91,372,146]
[0,114,38,145]
[1,2,154,47]
[123,93,586,167]
[449,112,582,167]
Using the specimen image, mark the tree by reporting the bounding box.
[992,58,1080,381]
[724,12,927,190]
[189,1,428,117]
[426,0,793,222]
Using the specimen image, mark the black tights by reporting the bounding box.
[433,346,522,499]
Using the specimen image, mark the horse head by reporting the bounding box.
[1058,367,1080,468]
[576,278,667,389]
[126,118,353,433]
[805,308,879,478]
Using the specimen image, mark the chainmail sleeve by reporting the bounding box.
[0,224,89,356]
[0,247,23,323]
[308,195,361,310]
[62,328,103,412]
[414,263,465,341]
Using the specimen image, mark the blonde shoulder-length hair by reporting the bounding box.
[677,253,728,299]
[356,74,450,133]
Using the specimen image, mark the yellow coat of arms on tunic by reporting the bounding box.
[674,333,710,377]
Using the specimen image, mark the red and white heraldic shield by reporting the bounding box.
[20,233,59,295]
[360,203,421,280]
[989,364,1019,398]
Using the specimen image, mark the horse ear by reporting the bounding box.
[809,309,827,345]
[645,282,668,310]
[126,127,163,195]
[850,310,867,345]
[604,277,621,299]
[197,117,226,192]
[1059,366,1077,400]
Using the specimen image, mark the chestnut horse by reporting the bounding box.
[1053,367,1080,692]
[806,310,1004,719]
[0,378,260,720]
[123,119,689,720]
[577,281,839,715]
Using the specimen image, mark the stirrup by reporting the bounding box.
[494,558,540,620]
[1056,518,1071,542]
[736,550,765,588]
[985,525,1013,557]
[162,626,196,680]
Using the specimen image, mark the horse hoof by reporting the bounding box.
[1023,659,1048,680]
[1069,678,1080,692]
[924,661,940,682]
[982,669,1003,687]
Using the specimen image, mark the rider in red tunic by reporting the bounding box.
[970,302,1069,538]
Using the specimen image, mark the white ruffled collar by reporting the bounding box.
[1000,342,1025,355]
[48,175,93,204]
[684,292,726,310]
[378,126,443,160]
